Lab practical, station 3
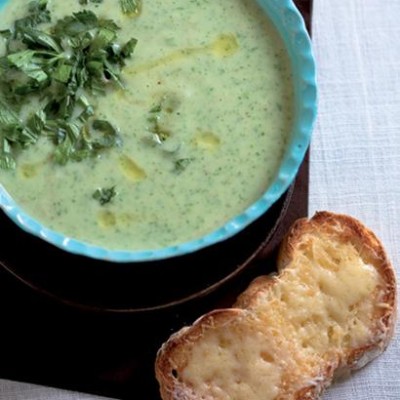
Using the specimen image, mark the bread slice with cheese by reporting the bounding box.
[155,212,396,400]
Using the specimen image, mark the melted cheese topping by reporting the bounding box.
[181,315,285,400]
[265,234,382,353]
[177,231,386,399]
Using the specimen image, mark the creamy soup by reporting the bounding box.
[0,0,294,250]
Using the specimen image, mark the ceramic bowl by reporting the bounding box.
[0,0,317,262]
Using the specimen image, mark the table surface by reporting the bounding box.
[1,0,400,399]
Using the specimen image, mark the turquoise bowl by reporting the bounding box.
[0,0,317,262]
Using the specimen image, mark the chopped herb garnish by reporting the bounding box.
[146,94,182,145]
[0,1,137,169]
[0,29,12,40]
[0,137,16,170]
[149,103,162,114]
[119,0,142,16]
[174,158,193,173]
[0,98,39,148]
[144,94,193,171]
[147,105,171,143]
[93,186,117,205]
[14,0,51,31]
[79,0,103,5]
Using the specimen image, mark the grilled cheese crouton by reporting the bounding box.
[156,212,396,400]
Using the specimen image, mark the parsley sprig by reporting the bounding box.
[0,0,137,169]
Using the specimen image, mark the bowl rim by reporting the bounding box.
[0,0,317,263]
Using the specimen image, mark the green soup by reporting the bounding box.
[0,0,294,250]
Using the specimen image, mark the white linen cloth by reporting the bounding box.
[1,0,399,398]
[309,0,400,399]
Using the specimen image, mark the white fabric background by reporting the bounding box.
[309,0,400,398]
[1,0,399,398]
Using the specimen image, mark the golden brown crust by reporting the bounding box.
[234,274,276,309]
[156,309,247,400]
[155,211,397,400]
[280,211,397,373]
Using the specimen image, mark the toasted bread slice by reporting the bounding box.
[155,212,396,400]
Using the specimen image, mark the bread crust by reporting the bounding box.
[280,212,397,374]
[155,212,397,400]
[156,309,248,400]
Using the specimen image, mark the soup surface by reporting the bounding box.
[0,0,294,250]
